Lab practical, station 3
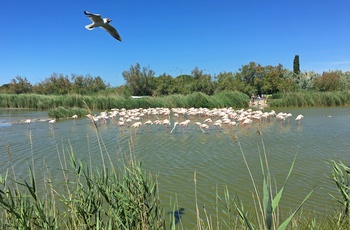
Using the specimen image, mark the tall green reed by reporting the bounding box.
[212,131,315,230]
[0,91,250,113]
[329,160,350,221]
[48,106,88,119]
[269,91,350,107]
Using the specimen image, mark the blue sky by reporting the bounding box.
[1,0,349,87]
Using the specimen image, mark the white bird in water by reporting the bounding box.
[131,121,142,128]
[295,114,304,125]
[48,119,56,124]
[84,11,122,42]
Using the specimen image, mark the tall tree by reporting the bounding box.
[122,63,156,96]
[8,76,32,94]
[293,55,300,74]
[173,75,194,94]
[191,67,214,95]
[154,73,175,96]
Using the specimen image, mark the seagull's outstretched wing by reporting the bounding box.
[84,11,103,24]
[102,23,123,42]
[84,10,123,42]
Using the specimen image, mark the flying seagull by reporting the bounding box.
[84,11,122,42]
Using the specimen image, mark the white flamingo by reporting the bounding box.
[49,119,56,124]
[203,118,212,123]
[144,120,153,132]
[131,121,142,128]
[213,121,222,132]
[200,123,210,133]
[295,114,304,125]
[48,119,56,128]
[162,119,171,132]
[25,119,31,128]
[178,119,191,132]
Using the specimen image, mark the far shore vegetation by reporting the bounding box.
[1,61,350,118]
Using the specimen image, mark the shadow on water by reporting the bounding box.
[168,208,185,228]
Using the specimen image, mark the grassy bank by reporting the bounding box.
[0,92,249,118]
[47,106,89,119]
[0,92,249,110]
[2,91,350,111]
[268,91,350,107]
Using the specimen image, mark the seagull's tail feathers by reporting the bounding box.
[85,24,94,30]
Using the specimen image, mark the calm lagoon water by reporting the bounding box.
[1,107,350,228]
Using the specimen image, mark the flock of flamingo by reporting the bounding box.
[78,107,304,134]
[23,107,304,133]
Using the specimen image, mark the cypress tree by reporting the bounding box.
[293,55,300,74]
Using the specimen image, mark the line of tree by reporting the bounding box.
[0,73,109,95]
[1,62,350,96]
[121,62,350,97]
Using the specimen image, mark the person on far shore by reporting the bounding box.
[251,95,255,105]
[257,95,261,105]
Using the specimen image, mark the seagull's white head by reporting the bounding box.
[104,18,112,24]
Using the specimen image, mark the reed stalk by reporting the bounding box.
[329,160,350,229]
[211,131,315,230]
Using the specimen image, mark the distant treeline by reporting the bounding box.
[1,62,350,97]
[0,73,109,95]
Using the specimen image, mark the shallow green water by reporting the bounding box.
[1,107,350,228]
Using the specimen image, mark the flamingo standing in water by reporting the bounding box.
[25,119,31,128]
[162,119,171,132]
[131,121,142,134]
[49,119,56,124]
[200,123,210,133]
[179,119,190,133]
[48,119,56,129]
[131,121,142,128]
[144,120,153,132]
[295,114,304,125]
[242,118,252,130]
[213,121,222,132]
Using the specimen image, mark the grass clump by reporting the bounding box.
[210,132,315,230]
[48,106,88,119]
[269,91,350,107]
[328,160,350,228]
[212,91,249,108]
[0,144,165,229]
